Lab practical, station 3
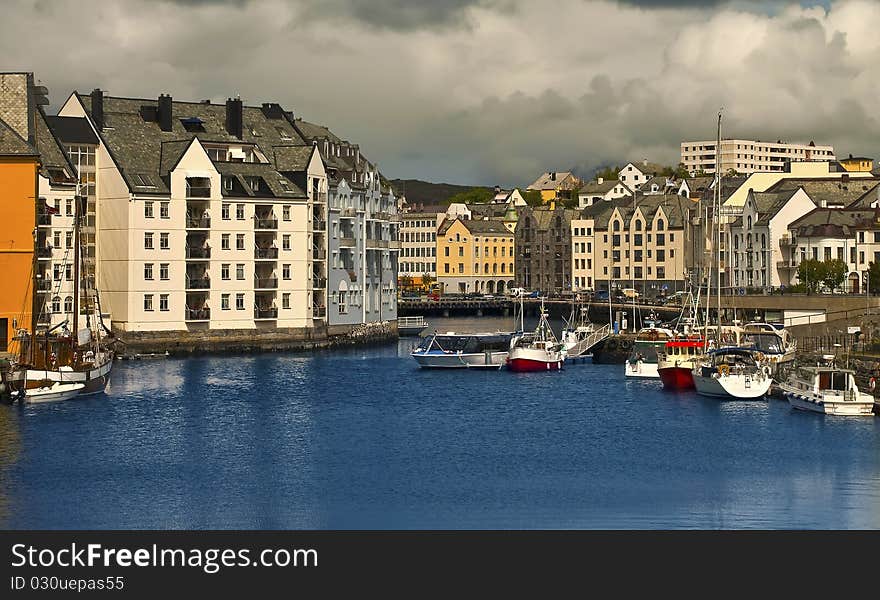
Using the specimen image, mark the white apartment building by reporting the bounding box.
[681,139,835,175]
[578,178,632,207]
[57,90,327,332]
[617,161,664,190]
[398,212,442,282]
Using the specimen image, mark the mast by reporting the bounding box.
[72,191,82,341]
[715,110,723,332]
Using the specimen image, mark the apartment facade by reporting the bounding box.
[681,138,835,175]
[398,211,442,284]
[437,218,515,294]
[57,90,326,332]
[578,178,631,208]
[515,206,576,293]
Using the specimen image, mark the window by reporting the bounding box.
[221,294,230,310]
[236,264,245,280]
[52,296,60,313]
[338,291,347,314]
[236,234,245,250]
[283,264,290,280]
[53,264,62,280]
[65,265,73,280]
[160,232,169,249]
[223,176,233,191]
[66,199,73,216]
[144,263,154,280]
[458,247,464,257]
[53,231,61,248]
[236,204,245,220]
[160,202,170,219]
[458,263,464,274]
[64,296,73,314]
[222,204,230,220]
[283,206,290,221]
[160,263,169,280]
[159,294,169,311]
[444,263,450,273]
[282,293,290,310]
[283,235,290,251]
[236,293,245,310]
[444,247,450,257]
[222,234,230,250]
[144,294,153,311]
[221,264,230,280]
[65,231,73,248]
[144,232,154,249]
[144,202,154,219]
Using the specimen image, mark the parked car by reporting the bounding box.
[594,290,609,301]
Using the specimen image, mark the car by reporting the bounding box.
[594,290,609,301]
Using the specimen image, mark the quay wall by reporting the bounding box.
[114,321,397,357]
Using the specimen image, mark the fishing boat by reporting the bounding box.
[398,315,429,336]
[22,380,86,404]
[7,189,115,398]
[778,356,875,416]
[507,298,566,372]
[410,332,513,368]
[692,347,772,400]
[739,321,796,368]
[657,337,704,390]
[624,325,675,378]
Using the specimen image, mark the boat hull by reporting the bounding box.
[506,356,564,372]
[625,361,659,378]
[658,366,695,390]
[9,358,113,396]
[783,390,875,416]
[693,371,772,399]
[411,350,508,369]
[24,382,86,404]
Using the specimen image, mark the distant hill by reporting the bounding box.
[390,179,493,206]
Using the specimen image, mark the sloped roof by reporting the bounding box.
[789,208,875,238]
[622,161,664,176]
[34,108,77,184]
[527,171,577,190]
[45,115,98,145]
[749,188,801,225]
[0,115,37,156]
[766,177,879,208]
[580,179,620,194]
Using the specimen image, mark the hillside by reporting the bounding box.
[390,179,493,206]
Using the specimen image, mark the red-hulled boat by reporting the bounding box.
[506,298,566,372]
[657,338,704,390]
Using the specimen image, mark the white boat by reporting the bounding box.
[411,332,512,368]
[507,298,566,372]
[779,358,875,416]
[624,326,675,378]
[692,347,772,400]
[398,315,429,336]
[740,321,796,368]
[23,381,86,404]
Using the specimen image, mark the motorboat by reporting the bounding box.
[411,332,512,368]
[692,347,772,400]
[778,356,875,416]
[739,321,796,368]
[657,337,704,390]
[624,326,675,378]
[507,299,566,372]
[23,381,86,404]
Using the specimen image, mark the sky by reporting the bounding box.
[1,0,876,188]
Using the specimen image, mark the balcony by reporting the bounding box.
[314,191,328,204]
[185,246,211,260]
[38,214,52,226]
[254,217,278,230]
[186,276,211,290]
[254,307,278,320]
[35,278,52,292]
[186,216,211,229]
[185,308,210,321]
[312,219,327,231]
[185,178,211,198]
[340,207,356,218]
[312,247,326,261]
[779,235,796,247]
[313,277,326,289]
[254,247,279,260]
[776,260,797,269]
[37,247,52,259]
[339,237,356,248]
[254,277,278,289]
[313,304,326,318]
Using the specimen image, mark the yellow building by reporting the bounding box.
[0,116,39,354]
[527,171,580,203]
[437,218,515,294]
[840,154,874,173]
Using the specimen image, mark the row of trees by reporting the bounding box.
[795,258,880,294]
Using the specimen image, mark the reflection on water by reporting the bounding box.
[1,324,879,529]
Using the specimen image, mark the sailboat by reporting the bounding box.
[8,190,115,402]
[507,296,566,372]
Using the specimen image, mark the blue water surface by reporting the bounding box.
[2,317,879,529]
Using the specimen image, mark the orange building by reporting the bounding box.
[0,115,39,354]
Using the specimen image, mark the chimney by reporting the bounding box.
[226,97,243,139]
[158,93,173,132]
[91,88,104,130]
[261,102,284,119]
[550,172,556,181]
[494,185,501,194]
[597,177,604,185]
[642,158,648,167]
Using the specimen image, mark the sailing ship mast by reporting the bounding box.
[715,109,723,333]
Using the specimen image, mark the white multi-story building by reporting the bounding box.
[57,90,327,332]
[398,212,442,283]
[681,139,836,176]
[577,178,632,207]
[617,161,664,191]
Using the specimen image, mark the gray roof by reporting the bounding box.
[35,108,77,184]
[438,217,512,236]
[527,171,578,190]
[79,93,308,198]
[578,193,692,230]
[45,115,98,145]
[789,208,876,238]
[580,180,621,194]
[0,115,37,156]
[749,188,802,226]
[766,177,880,208]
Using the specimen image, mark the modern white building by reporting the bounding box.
[398,212,442,282]
[681,138,836,176]
[57,90,327,332]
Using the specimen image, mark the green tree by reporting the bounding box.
[421,273,435,288]
[522,190,543,206]
[673,163,691,179]
[594,165,620,181]
[444,187,494,205]
[822,258,847,292]
[797,258,826,294]
[725,168,742,177]
[562,196,580,209]
[868,261,880,294]
[399,275,413,292]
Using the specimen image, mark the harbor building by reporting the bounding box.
[0,72,41,354]
[290,119,398,327]
[514,205,576,293]
[57,90,327,332]
[437,218,515,294]
[680,138,836,176]
[398,211,443,285]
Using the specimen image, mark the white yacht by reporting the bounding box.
[411,332,512,368]
[740,321,796,368]
[779,357,875,416]
[624,326,675,379]
[692,347,772,400]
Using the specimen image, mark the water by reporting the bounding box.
[2,316,880,529]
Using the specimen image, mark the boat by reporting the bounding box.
[778,356,875,416]
[7,188,115,398]
[398,315,429,336]
[692,347,773,400]
[22,381,86,404]
[739,321,796,369]
[624,324,675,378]
[507,297,566,372]
[657,337,704,390]
[411,332,512,368]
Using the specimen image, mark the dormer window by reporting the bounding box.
[278,179,293,193]
[275,126,291,140]
[181,117,205,132]
[223,177,233,192]
[245,176,261,192]
[132,173,156,187]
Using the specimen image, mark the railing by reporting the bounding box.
[313,277,326,289]
[779,236,796,247]
[254,218,278,230]
[339,237,356,247]
[254,247,279,259]
[776,260,796,269]
[185,308,210,321]
[254,277,278,289]
[340,207,356,218]
[312,219,326,231]
[313,305,326,318]
[38,214,52,226]
[37,247,53,258]
[254,307,278,319]
[186,276,210,289]
[186,247,211,259]
[312,247,326,260]
[186,216,211,229]
[35,279,53,291]
[314,191,328,204]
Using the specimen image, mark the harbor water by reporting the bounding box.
[2,316,880,529]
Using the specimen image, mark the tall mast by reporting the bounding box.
[715,110,723,330]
